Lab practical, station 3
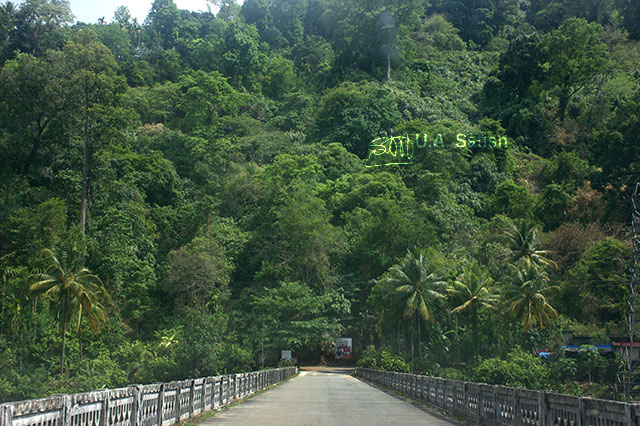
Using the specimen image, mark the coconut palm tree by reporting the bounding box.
[380,250,447,360]
[504,220,557,269]
[30,244,108,375]
[504,263,558,332]
[449,263,499,360]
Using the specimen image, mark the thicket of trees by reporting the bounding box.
[0,0,639,401]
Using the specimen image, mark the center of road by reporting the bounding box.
[200,367,461,426]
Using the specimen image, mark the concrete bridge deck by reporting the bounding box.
[201,367,461,426]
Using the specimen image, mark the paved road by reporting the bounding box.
[201,367,460,426]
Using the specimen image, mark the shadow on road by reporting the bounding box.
[299,366,355,375]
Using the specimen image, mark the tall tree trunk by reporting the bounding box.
[397,319,400,353]
[472,309,479,363]
[78,309,83,364]
[80,93,89,234]
[19,326,23,373]
[1,272,5,318]
[22,127,44,174]
[410,323,414,364]
[418,318,422,359]
[587,72,608,128]
[31,22,41,54]
[558,88,569,121]
[386,52,391,80]
[61,316,67,375]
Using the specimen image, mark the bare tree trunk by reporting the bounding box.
[418,318,422,359]
[261,328,265,369]
[410,325,414,364]
[78,309,83,364]
[19,326,23,373]
[386,52,391,80]
[80,92,89,234]
[397,319,400,353]
[473,309,482,363]
[1,271,5,318]
[61,316,67,375]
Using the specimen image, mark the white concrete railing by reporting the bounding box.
[355,367,640,426]
[0,367,297,426]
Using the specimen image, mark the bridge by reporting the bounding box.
[201,367,454,425]
[2,367,640,426]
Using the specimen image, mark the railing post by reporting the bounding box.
[443,379,447,409]
[188,379,195,418]
[224,376,229,405]
[102,392,111,426]
[157,384,165,426]
[514,388,521,426]
[538,391,548,426]
[624,401,633,426]
[234,375,239,400]
[1,404,13,426]
[462,382,467,416]
[493,385,498,425]
[175,384,181,425]
[200,379,206,414]
[577,396,585,426]
[212,377,219,409]
[61,395,71,426]
[130,385,143,426]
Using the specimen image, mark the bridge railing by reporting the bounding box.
[0,367,297,426]
[355,367,640,426]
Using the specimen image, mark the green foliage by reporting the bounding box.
[312,81,405,158]
[536,184,571,230]
[164,234,232,313]
[0,0,638,402]
[177,70,240,131]
[538,18,608,120]
[493,180,536,218]
[471,350,551,389]
[563,238,630,323]
[504,263,558,332]
[250,282,349,356]
[30,230,109,375]
[356,346,379,369]
[379,349,411,373]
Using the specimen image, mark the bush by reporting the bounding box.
[434,367,468,380]
[278,358,297,368]
[356,356,377,369]
[379,350,411,373]
[550,357,577,385]
[471,350,550,389]
[356,345,379,369]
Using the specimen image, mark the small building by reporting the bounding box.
[559,331,615,359]
[613,342,640,361]
[562,330,592,346]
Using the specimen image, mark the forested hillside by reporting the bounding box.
[1,0,639,402]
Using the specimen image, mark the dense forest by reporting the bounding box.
[0,0,639,402]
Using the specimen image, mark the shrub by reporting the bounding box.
[380,350,411,373]
[471,350,550,389]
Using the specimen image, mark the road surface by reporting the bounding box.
[200,367,461,426]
